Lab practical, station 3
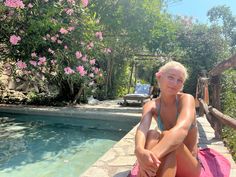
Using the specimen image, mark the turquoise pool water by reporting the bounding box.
[0,113,138,177]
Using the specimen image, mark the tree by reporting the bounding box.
[207,5,236,53]
[0,0,107,103]
[89,0,176,97]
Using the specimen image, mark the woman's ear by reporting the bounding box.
[155,71,161,79]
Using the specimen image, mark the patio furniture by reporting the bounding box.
[123,83,153,106]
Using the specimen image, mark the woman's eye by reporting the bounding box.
[177,79,183,84]
[168,76,174,80]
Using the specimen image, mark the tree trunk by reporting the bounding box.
[128,62,134,94]
[73,85,84,104]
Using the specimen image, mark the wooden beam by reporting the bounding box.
[209,107,236,130]
[209,53,236,76]
[199,99,214,126]
[199,98,222,138]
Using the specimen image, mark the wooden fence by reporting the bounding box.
[196,54,236,139]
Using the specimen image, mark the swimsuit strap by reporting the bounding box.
[157,101,164,131]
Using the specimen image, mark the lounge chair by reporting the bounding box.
[123,83,153,106]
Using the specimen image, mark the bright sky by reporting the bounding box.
[167,0,236,23]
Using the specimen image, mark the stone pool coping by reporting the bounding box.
[0,103,142,121]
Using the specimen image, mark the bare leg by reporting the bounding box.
[137,130,161,177]
[145,130,177,177]
[175,144,201,177]
[156,151,176,177]
[144,130,201,177]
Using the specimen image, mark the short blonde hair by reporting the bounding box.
[159,61,188,81]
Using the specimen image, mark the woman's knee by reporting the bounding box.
[145,130,161,149]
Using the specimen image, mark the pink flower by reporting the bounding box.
[59,28,68,34]
[76,66,86,76]
[89,73,94,78]
[75,51,82,59]
[10,35,21,45]
[81,55,87,62]
[5,0,25,9]
[48,48,55,54]
[86,42,94,50]
[94,67,99,74]
[38,57,47,65]
[95,32,103,40]
[64,67,75,74]
[67,26,75,31]
[64,45,68,49]
[27,3,33,8]
[57,40,62,44]
[31,52,37,57]
[29,60,37,66]
[89,59,96,65]
[51,36,57,42]
[65,8,74,15]
[16,60,27,69]
[81,0,88,7]
[51,60,57,65]
[67,0,75,4]
[92,67,99,74]
[104,48,112,54]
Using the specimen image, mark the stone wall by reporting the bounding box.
[0,62,28,103]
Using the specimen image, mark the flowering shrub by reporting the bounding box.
[0,0,111,103]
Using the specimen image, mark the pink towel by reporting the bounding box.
[129,148,231,177]
[198,148,231,177]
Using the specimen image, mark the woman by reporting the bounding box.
[134,61,201,177]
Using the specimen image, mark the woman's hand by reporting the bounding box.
[136,148,161,177]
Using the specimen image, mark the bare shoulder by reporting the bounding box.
[143,98,157,109]
[178,93,195,107]
[142,98,159,115]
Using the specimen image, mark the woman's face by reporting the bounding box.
[158,68,185,95]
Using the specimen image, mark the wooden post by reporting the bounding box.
[128,62,134,94]
[197,77,209,116]
[211,75,221,110]
[134,63,137,85]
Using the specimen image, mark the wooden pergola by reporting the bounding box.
[127,53,171,93]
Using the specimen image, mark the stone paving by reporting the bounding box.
[0,101,235,177]
[80,110,236,177]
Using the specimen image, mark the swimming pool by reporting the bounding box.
[0,112,138,177]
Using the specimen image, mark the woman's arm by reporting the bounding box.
[135,101,160,172]
[151,94,195,159]
[135,102,153,152]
